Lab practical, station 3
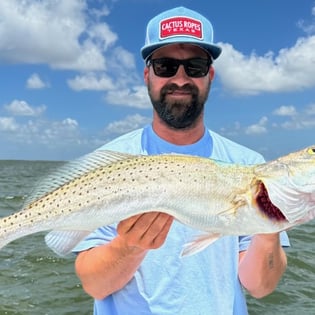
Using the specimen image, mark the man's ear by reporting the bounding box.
[209,66,215,81]
[144,66,149,85]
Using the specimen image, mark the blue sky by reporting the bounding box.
[0,0,314,161]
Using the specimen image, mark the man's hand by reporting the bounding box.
[117,212,174,251]
[76,212,174,299]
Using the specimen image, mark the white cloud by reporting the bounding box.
[0,113,150,159]
[0,117,19,131]
[0,1,148,111]
[280,119,315,130]
[215,6,315,95]
[103,114,151,136]
[0,0,116,71]
[68,73,115,91]
[26,73,48,89]
[273,105,297,116]
[42,118,80,142]
[104,86,151,109]
[245,116,268,135]
[66,45,146,109]
[297,5,315,35]
[4,100,46,116]
[0,115,80,147]
[275,103,315,130]
[222,102,315,138]
[215,36,315,95]
[305,103,315,115]
[108,46,137,71]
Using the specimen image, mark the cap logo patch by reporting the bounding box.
[160,16,203,39]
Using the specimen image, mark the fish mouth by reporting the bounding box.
[255,181,287,221]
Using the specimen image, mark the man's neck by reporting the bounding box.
[152,113,205,145]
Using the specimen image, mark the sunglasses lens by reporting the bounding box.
[186,59,210,77]
[150,58,210,78]
[151,59,179,77]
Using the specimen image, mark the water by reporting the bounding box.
[0,160,314,315]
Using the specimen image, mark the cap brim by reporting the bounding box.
[141,42,222,61]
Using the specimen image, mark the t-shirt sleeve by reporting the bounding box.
[72,224,117,253]
[239,231,291,252]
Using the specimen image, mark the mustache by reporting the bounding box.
[161,83,198,95]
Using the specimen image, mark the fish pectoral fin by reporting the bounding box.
[180,233,221,257]
[45,230,91,257]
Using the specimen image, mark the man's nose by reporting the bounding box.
[171,65,191,85]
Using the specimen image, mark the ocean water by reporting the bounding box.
[0,160,314,315]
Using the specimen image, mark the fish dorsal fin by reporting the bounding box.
[24,150,136,205]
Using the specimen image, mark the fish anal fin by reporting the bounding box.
[45,230,91,257]
[180,233,221,257]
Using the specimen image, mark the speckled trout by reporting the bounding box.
[1,146,315,256]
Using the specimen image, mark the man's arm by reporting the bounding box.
[75,212,173,300]
[238,233,287,299]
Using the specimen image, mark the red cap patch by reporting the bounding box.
[160,16,203,39]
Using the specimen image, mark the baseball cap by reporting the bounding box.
[141,6,222,61]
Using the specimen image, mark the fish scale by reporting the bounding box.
[1,147,315,256]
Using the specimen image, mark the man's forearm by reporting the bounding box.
[238,233,287,299]
[75,235,147,300]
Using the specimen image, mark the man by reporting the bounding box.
[74,6,289,314]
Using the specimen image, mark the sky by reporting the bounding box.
[0,0,315,161]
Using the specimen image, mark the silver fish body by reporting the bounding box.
[1,147,315,256]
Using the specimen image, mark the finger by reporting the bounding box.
[150,215,174,249]
[137,213,173,248]
[117,212,173,249]
[140,213,172,241]
[117,213,147,235]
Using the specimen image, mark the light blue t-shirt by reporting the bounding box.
[75,125,290,315]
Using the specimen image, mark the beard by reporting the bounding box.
[148,82,209,129]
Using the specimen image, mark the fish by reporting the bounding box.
[1,146,315,257]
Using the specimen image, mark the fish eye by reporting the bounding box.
[307,147,315,154]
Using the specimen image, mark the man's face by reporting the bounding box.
[144,44,214,130]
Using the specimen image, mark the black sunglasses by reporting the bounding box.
[147,57,212,78]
